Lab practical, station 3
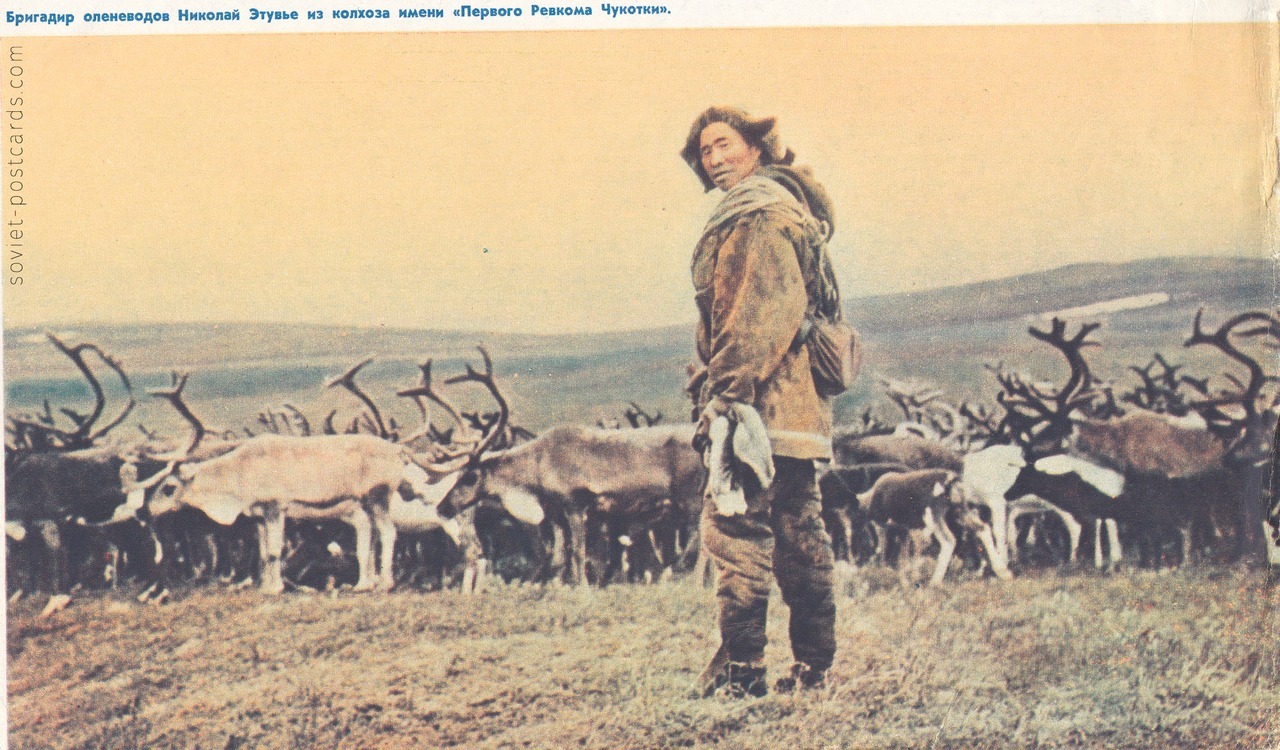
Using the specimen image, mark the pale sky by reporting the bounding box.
[3,24,1273,333]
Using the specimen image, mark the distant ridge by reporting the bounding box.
[6,256,1270,376]
[5,256,1274,430]
[846,256,1272,335]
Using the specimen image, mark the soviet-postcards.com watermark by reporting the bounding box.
[7,44,26,286]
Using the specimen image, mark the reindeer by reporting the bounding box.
[1181,309,1280,564]
[142,356,496,595]
[277,352,517,593]
[832,431,963,473]
[834,430,1020,572]
[1002,453,1127,569]
[855,468,1008,586]
[590,402,687,581]
[997,314,1275,567]
[437,417,703,586]
[6,448,169,597]
[3,334,164,604]
[390,354,524,592]
[817,462,910,563]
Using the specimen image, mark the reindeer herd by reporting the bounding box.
[5,308,1280,614]
[824,310,1280,579]
[5,342,701,604]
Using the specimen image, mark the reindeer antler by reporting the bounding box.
[1184,308,1280,458]
[327,358,389,439]
[147,372,206,461]
[625,402,663,428]
[443,346,510,464]
[1122,353,1192,415]
[396,359,479,446]
[1028,319,1101,407]
[9,334,137,450]
[281,404,311,436]
[992,319,1103,452]
[881,378,945,424]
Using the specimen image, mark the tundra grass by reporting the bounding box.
[8,566,1278,749]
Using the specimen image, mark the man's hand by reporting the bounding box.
[693,395,734,452]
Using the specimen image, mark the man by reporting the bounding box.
[683,106,839,697]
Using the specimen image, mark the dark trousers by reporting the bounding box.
[702,456,837,671]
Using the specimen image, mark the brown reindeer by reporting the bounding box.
[5,334,151,605]
[1000,314,1276,566]
[436,411,703,586]
[855,468,1008,586]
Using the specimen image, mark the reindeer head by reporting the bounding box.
[405,347,543,527]
[148,468,195,517]
[1003,461,1040,506]
[437,459,545,527]
[933,470,962,503]
[437,463,486,519]
[137,372,205,519]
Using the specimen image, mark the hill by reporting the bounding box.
[4,255,1273,437]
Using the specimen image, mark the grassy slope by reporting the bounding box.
[8,567,1279,750]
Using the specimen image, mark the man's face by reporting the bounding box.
[700,122,762,191]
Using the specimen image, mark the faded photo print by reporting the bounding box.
[3,18,1277,749]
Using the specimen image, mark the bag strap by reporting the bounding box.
[761,167,840,348]
[792,226,844,350]
[810,232,843,324]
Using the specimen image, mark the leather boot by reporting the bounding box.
[774,662,826,692]
[702,660,768,698]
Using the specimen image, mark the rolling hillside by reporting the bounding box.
[5,256,1273,438]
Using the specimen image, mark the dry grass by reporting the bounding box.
[8,566,1279,749]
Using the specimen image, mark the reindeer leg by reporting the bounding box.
[566,510,588,587]
[1094,519,1105,570]
[927,509,956,586]
[349,509,375,592]
[456,511,485,594]
[199,532,218,581]
[834,507,854,563]
[105,543,121,590]
[987,497,1009,572]
[35,520,66,596]
[1005,508,1022,566]
[650,528,672,582]
[549,522,567,582]
[259,506,286,595]
[974,523,1012,580]
[1105,519,1121,571]
[1057,511,1082,565]
[254,516,271,589]
[372,497,397,592]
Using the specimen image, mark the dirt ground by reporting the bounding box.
[7,565,1279,749]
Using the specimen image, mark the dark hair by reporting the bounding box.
[680,106,794,191]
